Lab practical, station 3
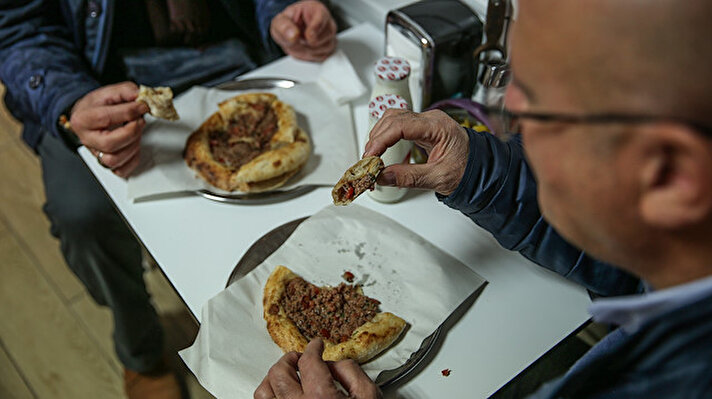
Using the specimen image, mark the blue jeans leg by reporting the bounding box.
[37,132,163,373]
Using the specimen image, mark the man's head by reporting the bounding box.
[508,0,712,287]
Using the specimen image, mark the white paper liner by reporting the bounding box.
[180,205,487,398]
[127,83,357,201]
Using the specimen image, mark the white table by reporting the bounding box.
[79,24,590,399]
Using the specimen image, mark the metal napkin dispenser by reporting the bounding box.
[386,0,483,112]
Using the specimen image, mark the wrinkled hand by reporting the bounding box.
[69,82,149,178]
[364,109,470,196]
[270,0,337,62]
[254,339,382,399]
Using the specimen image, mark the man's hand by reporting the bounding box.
[69,82,149,178]
[270,0,337,62]
[254,339,381,399]
[364,109,470,196]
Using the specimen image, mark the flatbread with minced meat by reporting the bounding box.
[263,265,406,363]
[332,156,384,205]
[184,93,310,192]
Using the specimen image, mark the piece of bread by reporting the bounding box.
[332,156,385,205]
[136,85,179,121]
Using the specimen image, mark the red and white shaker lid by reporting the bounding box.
[373,57,411,81]
[369,94,409,120]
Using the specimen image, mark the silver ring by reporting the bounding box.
[97,151,106,167]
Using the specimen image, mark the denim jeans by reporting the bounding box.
[38,132,163,373]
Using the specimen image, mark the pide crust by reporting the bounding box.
[332,156,385,205]
[184,93,309,192]
[263,265,406,363]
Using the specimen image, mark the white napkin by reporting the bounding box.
[180,205,487,399]
[127,83,358,201]
[317,49,368,105]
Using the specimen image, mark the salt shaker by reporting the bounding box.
[370,56,413,109]
[367,94,410,203]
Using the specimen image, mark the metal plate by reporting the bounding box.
[198,77,318,204]
[195,185,323,205]
[226,217,441,387]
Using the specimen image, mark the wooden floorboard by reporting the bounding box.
[70,292,124,374]
[0,339,35,399]
[0,85,21,147]
[0,217,125,398]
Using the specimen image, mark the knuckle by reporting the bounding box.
[267,365,280,380]
[399,171,423,188]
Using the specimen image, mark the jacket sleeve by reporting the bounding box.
[439,129,645,297]
[0,0,100,139]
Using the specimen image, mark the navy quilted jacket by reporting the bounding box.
[0,0,296,150]
[439,129,644,297]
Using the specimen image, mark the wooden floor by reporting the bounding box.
[0,84,214,399]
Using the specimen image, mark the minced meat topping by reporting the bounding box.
[209,101,278,169]
[280,277,381,343]
[338,173,377,202]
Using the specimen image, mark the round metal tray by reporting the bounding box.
[226,217,441,387]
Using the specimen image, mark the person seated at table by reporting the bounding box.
[0,1,335,398]
[254,0,712,398]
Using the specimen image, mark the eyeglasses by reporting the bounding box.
[481,106,712,141]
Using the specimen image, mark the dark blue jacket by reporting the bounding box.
[0,0,296,150]
[441,129,712,398]
[439,130,644,297]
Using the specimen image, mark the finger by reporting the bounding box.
[268,352,303,398]
[284,39,336,62]
[376,163,438,190]
[299,339,343,397]
[303,7,331,45]
[304,25,336,49]
[82,118,145,153]
[302,36,337,58]
[329,359,382,399]
[89,81,141,105]
[79,101,148,131]
[254,375,276,399]
[363,109,413,156]
[271,13,301,45]
[96,136,141,171]
[112,149,142,178]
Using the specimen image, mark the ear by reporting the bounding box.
[639,124,712,229]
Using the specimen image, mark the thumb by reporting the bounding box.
[272,13,301,44]
[378,163,438,191]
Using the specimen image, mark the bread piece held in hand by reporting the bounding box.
[332,156,384,205]
[136,85,179,121]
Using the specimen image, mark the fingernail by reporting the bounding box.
[286,27,298,41]
[379,171,396,186]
